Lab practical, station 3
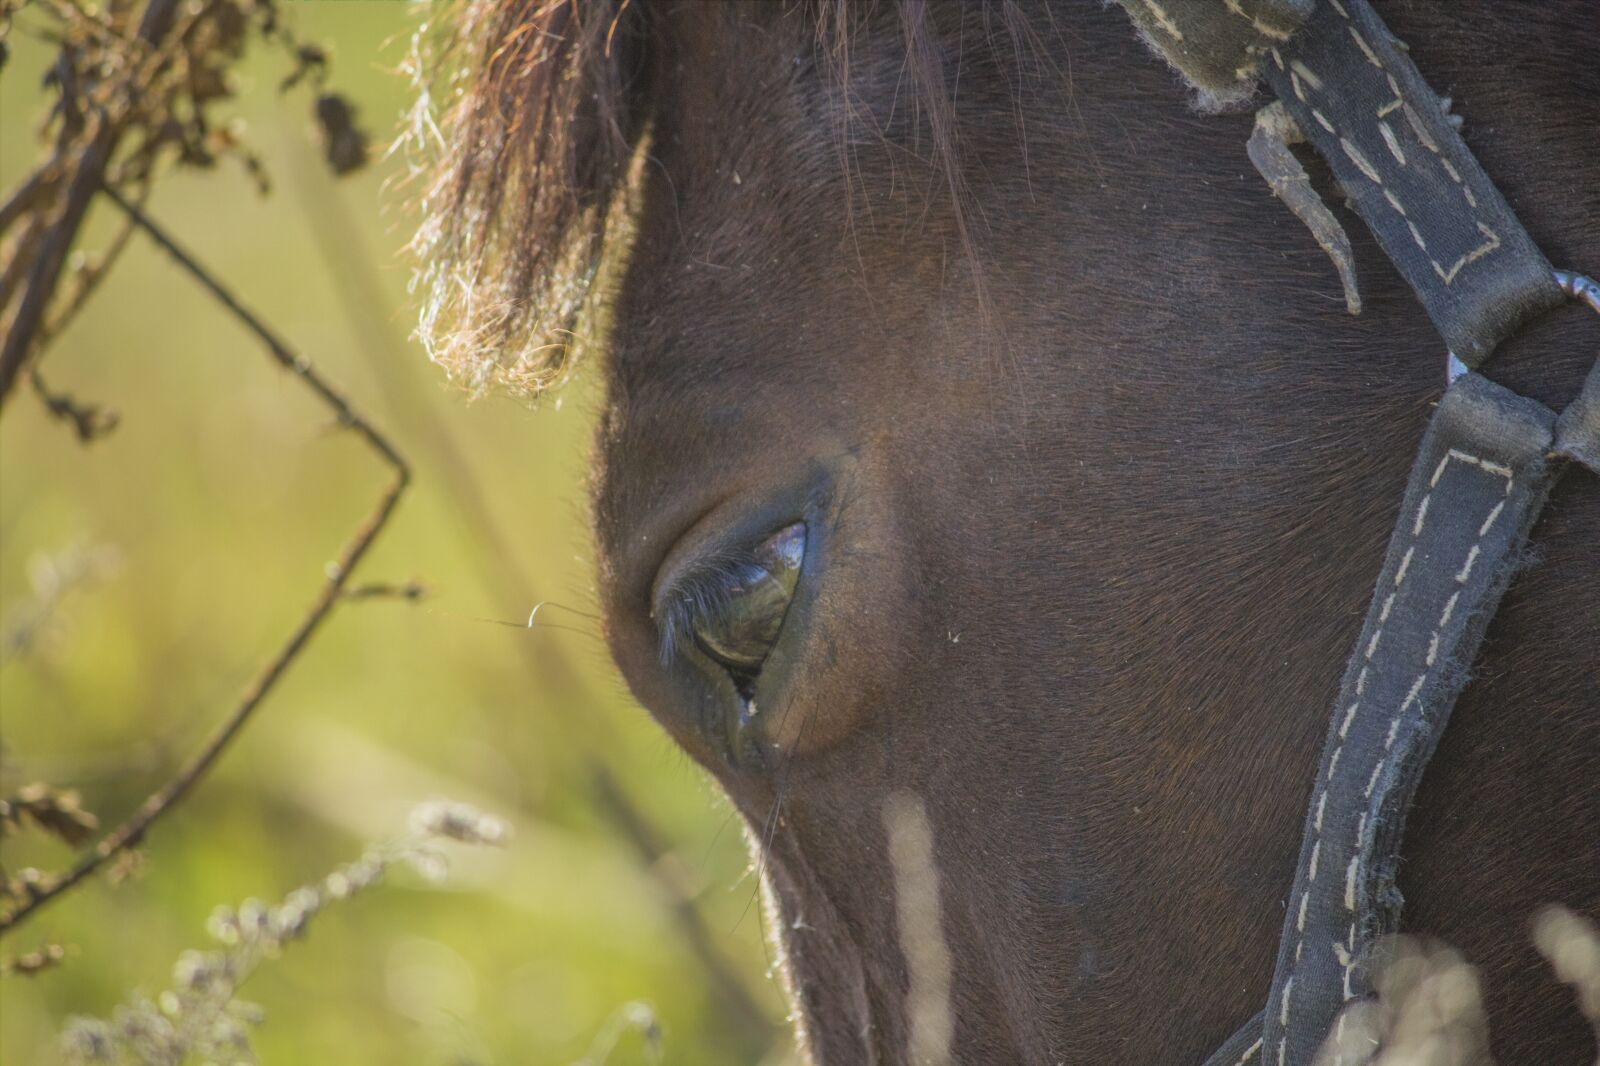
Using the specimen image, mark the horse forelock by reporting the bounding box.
[411,0,1042,400]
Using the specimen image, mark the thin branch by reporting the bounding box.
[20,186,145,443]
[100,185,406,470]
[0,164,63,241]
[0,190,411,938]
[38,184,143,343]
[340,579,427,602]
[29,365,119,442]
[0,0,180,411]
[1,211,50,323]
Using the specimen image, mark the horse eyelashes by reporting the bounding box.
[658,522,806,697]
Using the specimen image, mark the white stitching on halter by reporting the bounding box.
[1270,1,1502,291]
[1275,448,1513,1063]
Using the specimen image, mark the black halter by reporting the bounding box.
[1119,2,1599,1063]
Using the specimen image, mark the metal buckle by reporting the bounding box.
[1447,270,1600,383]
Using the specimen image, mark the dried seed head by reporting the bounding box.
[227,999,266,1027]
[408,799,510,846]
[269,887,322,941]
[173,949,224,991]
[61,1017,116,1062]
[404,845,450,884]
[207,905,241,946]
[236,899,270,942]
[1533,904,1600,1022]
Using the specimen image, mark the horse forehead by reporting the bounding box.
[600,213,892,436]
[593,335,850,538]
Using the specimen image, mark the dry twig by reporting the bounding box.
[2,0,366,413]
[0,188,411,937]
[0,0,180,408]
[28,366,119,442]
[340,579,427,602]
[1,941,67,977]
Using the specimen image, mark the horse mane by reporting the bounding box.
[408,0,1033,399]
[406,0,645,398]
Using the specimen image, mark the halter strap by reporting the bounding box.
[1123,2,1600,1063]
[1255,0,1563,365]
[1258,371,1579,1065]
[1203,357,1597,1066]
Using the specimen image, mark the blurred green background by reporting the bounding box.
[0,3,787,1063]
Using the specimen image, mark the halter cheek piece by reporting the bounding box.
[1120,2,1598,1063]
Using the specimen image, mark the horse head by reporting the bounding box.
[415,3,1599,1061]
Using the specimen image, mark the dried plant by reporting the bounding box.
[574,1001,664,1066]
[1312,915,1600,1066]
[1314,939,1493,1066]
[0,783,99,849]
[0,0,413,959]
[1,940,68,976]
[58,801,510,1066]
[0,0,369,413]
[0,541,121,663]
[1532,905,1600,1056]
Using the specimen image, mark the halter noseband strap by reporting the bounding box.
[1121,2,1599,1063]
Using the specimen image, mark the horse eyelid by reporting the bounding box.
[654,554,758,666]
[653,523,806,670]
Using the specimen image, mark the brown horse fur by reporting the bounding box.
[417,2,1599,1062]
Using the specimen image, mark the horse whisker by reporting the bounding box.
[524,599,603,626]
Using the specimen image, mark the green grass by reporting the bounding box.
[0,4,787,1063]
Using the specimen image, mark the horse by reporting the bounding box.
[413,1,1599,1061]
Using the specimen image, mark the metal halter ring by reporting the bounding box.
[1447,270,1600,383]
[1556,268,1600,314]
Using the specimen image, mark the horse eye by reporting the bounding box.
[690,522,805,690]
